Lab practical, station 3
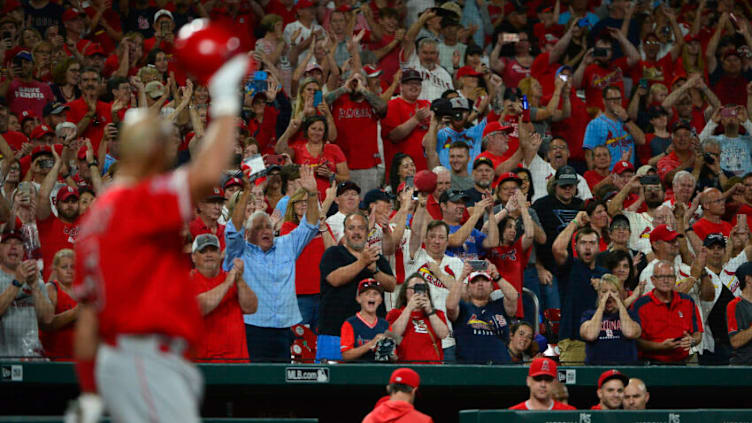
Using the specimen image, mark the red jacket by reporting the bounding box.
[362,400,433,423]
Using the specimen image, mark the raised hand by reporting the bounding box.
[299,165,318,193]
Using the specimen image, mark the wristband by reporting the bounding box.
[75,359,97,393]
[11,279,22,288]
[426,309,437,316]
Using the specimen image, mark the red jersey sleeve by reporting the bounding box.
[138,169,193,230]
[727,297,742,335]
[340,321,355,352]
[692,301,703,333]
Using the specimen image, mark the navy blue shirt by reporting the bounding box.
[340,313,390,362]
[580,309,640,365]
[453,299,511,364]
[557,256,608,342]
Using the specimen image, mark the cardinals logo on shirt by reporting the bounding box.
[411,319,429,334]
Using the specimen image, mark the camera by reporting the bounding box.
[639,175,660,185]
[704,153,715,164]
[593,47,608,58]
[430,98,453,117]
[39,159,54,169]
[412,284,428,294]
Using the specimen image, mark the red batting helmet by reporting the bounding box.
[173,19,247,84]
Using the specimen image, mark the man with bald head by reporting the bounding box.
[225,166,321,362]
[691,188,732,242]
[623,378,650,410]
[73,54,250,421]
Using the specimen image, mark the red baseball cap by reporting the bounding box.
[597,369,629,389]
[528,357,557,378]
[456,65,482,79]
[498,172,522,186]
[389,368,420,388]
[19,110,37,123]
[30,124,54,140]
[77,145,88,160]
[62,8,86,22]
[612,160,635,175]
[56,185,80,204]
[296,0,316,11]
[204,186,224,201]
[223,177,243,190]
[83,42,105,57]
[30,145,53,161]
[0,229,24,244]
[482,121,514,139]
[649,224,683,244]
[357,278,384,294]
[362,64,383,78]
[414,169,437,193]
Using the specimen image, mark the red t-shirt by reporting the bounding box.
[509,400,576,410]
[499,57,531,89]
[530,51,561,99]
[381,97,431,175]
[486,238,530,318]
[590,404,603,410]
[633,290,703,363]
[583,169,607,191]
[291,142,347,198]
[692,217,732,241]
[190,269,249,362]
[264,0,297,25]
[6,79,55,117]
[83,7,122,55]
[426,194,442,221]
[39,281,77,361]
[331,95,381,170]
[668,107,706,135]
[37,214,80,281]
[65,97,112,152]
[582,57,631,111]
[550,93,588,162]
[369,33,400,89]
[712,73,749,108]
[248,106,280,155]
[188,217,226,252]
[632,55,674,87]
[386,307,446,364]
[73,169,203,349]
[656,150,684,182]
[280,220,326,295]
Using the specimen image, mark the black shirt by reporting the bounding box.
[318,246,393,336]
[532,194,583,272]
[23,0,64,33]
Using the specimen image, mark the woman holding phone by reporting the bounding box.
[387,273,450,363]
[275,115,349,198]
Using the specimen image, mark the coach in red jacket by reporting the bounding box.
[362,368,433,423]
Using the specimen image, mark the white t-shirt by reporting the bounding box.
[528,156,592,203]
[404,248,464,349]
[623,211,654,254]
[402,52,454,102]
[325,211,346,242]
[283,20,325,65]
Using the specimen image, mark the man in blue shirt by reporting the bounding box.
[435,97,488,173]
[583,85,646,170]
[224,166,320,362]
[447,266,517,364]
[440,190,498,259]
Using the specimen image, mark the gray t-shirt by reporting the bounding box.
[0,270,45,358]
[729,296,752,365]
[451,174,474,191]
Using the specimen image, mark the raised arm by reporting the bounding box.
[35,149,63,221]
[553,211,588,265]
[187,56,249,202]
[408,194,429,259]
[446,262,472,321]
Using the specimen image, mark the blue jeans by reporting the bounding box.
[297,294,320,331]
[523,267,561,321]
[245,324,293,362]
[443,346,456,363]
[315,334,342,362]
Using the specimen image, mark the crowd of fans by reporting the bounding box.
[3,0,752,367]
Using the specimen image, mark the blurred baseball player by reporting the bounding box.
[69,25,249,422]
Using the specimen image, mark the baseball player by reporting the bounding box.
[69,26,249,422]
[509,357,577,410]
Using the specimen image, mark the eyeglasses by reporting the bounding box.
[652,274,676,280]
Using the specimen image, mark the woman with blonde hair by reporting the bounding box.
[579,273,642,364]
[39,248,79,361]
[280,187,335,329]
[517,75,571,137]
[290,77,337,142]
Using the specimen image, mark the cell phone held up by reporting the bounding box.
[468,260,488,271]
[593,47,608,58]
[502,32,520,43]
[412,284,428,294]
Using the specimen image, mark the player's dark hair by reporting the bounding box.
[387,383,415,394]
[302,115,329,142]
[604,249,637,291]
[741,274,749,291]
[448,141,470,151]
[602,85,620,101]
[395,272,436,310]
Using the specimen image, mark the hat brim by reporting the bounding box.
[554,179,578,186]
[600,374,630,389]
[529,371,556,378]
